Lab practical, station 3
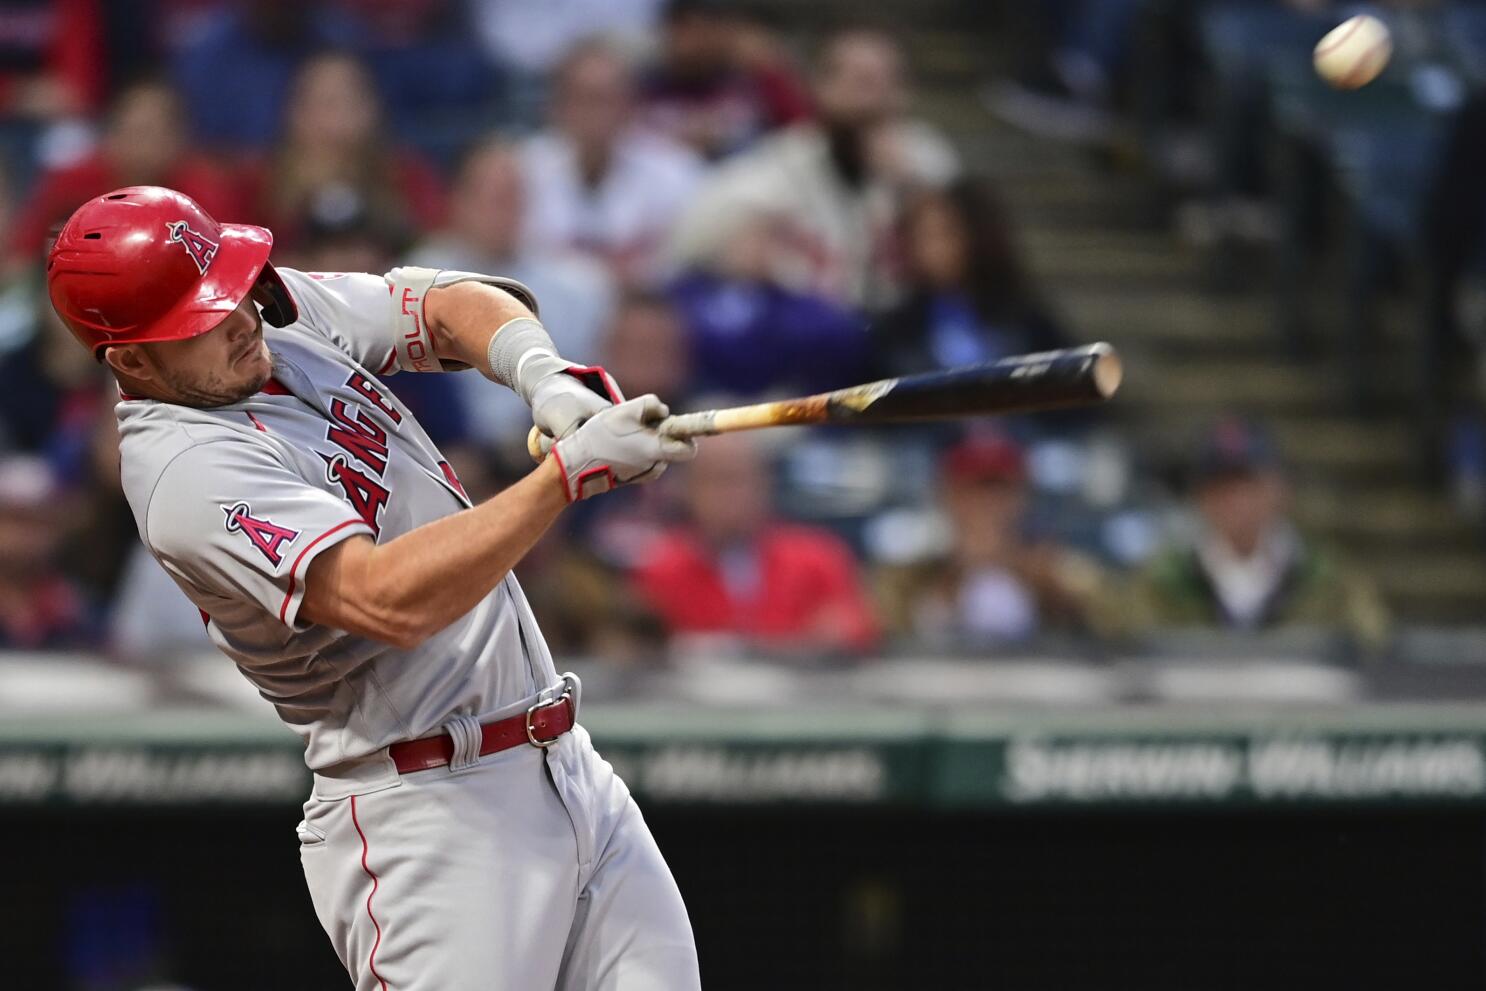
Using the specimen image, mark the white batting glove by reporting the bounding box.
[530,365,624,442]
[552,395,697,502]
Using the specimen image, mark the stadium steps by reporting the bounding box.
[909,82,1486,621]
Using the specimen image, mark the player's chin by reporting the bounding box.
[232,349,273,396]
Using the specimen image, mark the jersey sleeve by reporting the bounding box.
[274,269,403,375]
[276,265,543,377]
[143,441,374,632]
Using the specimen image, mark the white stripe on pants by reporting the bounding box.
[298,725,700,990]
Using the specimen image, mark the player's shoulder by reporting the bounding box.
[275,267,389,310]
[116,405,282,535]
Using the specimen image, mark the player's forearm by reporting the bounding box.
[303,461,567,647]
[422,280,535,372]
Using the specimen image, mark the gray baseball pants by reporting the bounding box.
[298,721,700,989]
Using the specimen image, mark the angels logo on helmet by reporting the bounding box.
[166,219,220,274]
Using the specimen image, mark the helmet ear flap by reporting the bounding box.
[253,263,298,328]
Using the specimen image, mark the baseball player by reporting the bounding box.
[47,186,702,989]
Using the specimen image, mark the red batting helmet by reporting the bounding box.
[46,185,298,358]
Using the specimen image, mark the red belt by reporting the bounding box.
[387,692,575,774]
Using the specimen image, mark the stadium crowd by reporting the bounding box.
[0,0,1405,664]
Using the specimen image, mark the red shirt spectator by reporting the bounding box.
[634,524,878,651]
[629,433,879,653]
[9,78,244,262]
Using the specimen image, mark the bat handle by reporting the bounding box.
[526,413,690,464]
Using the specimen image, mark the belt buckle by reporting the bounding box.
[525,691,571,748]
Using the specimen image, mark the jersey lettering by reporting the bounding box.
[347,372,403,424]
[326,399,389,475]
[166,220,220,274]
[222,501,300,567]
[320,452,390,536]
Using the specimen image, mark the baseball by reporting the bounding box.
[1313,15,1393,90]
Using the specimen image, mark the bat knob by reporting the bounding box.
[527,426,552,463]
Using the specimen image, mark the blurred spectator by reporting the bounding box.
[243,51,446,255]
[469,0,665,78]
[669,26,959,309]
[640,0,810,160]
[0,275,106,454]
[630,433,880,655]
[872,178,1069,378]
[521,38,707,285]
[669,215,868,397]
[8,77,243,265]
[1111,418,1390,649]
[0,454,98,648]
[602,290,693,408]
[170,0,361,150]
[58,382,138,613]
[410,136,618,454]
[0,0,104,121]
[410,137,615,366]
[729,6,815,131]
[876,434,1106,647]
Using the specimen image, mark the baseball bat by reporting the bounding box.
[528,342,1122,462]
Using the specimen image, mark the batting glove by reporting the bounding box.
[530,365,624,443]
[552,395,697,502]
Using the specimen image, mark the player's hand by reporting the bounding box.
[552,395,696,502]
[530,365,624,443]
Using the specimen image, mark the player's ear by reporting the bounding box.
[103,343,153,382]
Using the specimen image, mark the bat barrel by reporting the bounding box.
[830,342,1122,423]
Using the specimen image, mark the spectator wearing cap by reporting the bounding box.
[1113,418,1389,648]
[0,455,99,649]
[7,76,244,266]
[876,433,1105,647]
[668,26,959,310]
[640,0,810,161]
[519,38,707,286]
[629,432,879,655]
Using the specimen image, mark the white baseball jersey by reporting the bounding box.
[117,266,558,772]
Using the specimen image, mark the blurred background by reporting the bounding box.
[4,0,1486,987]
